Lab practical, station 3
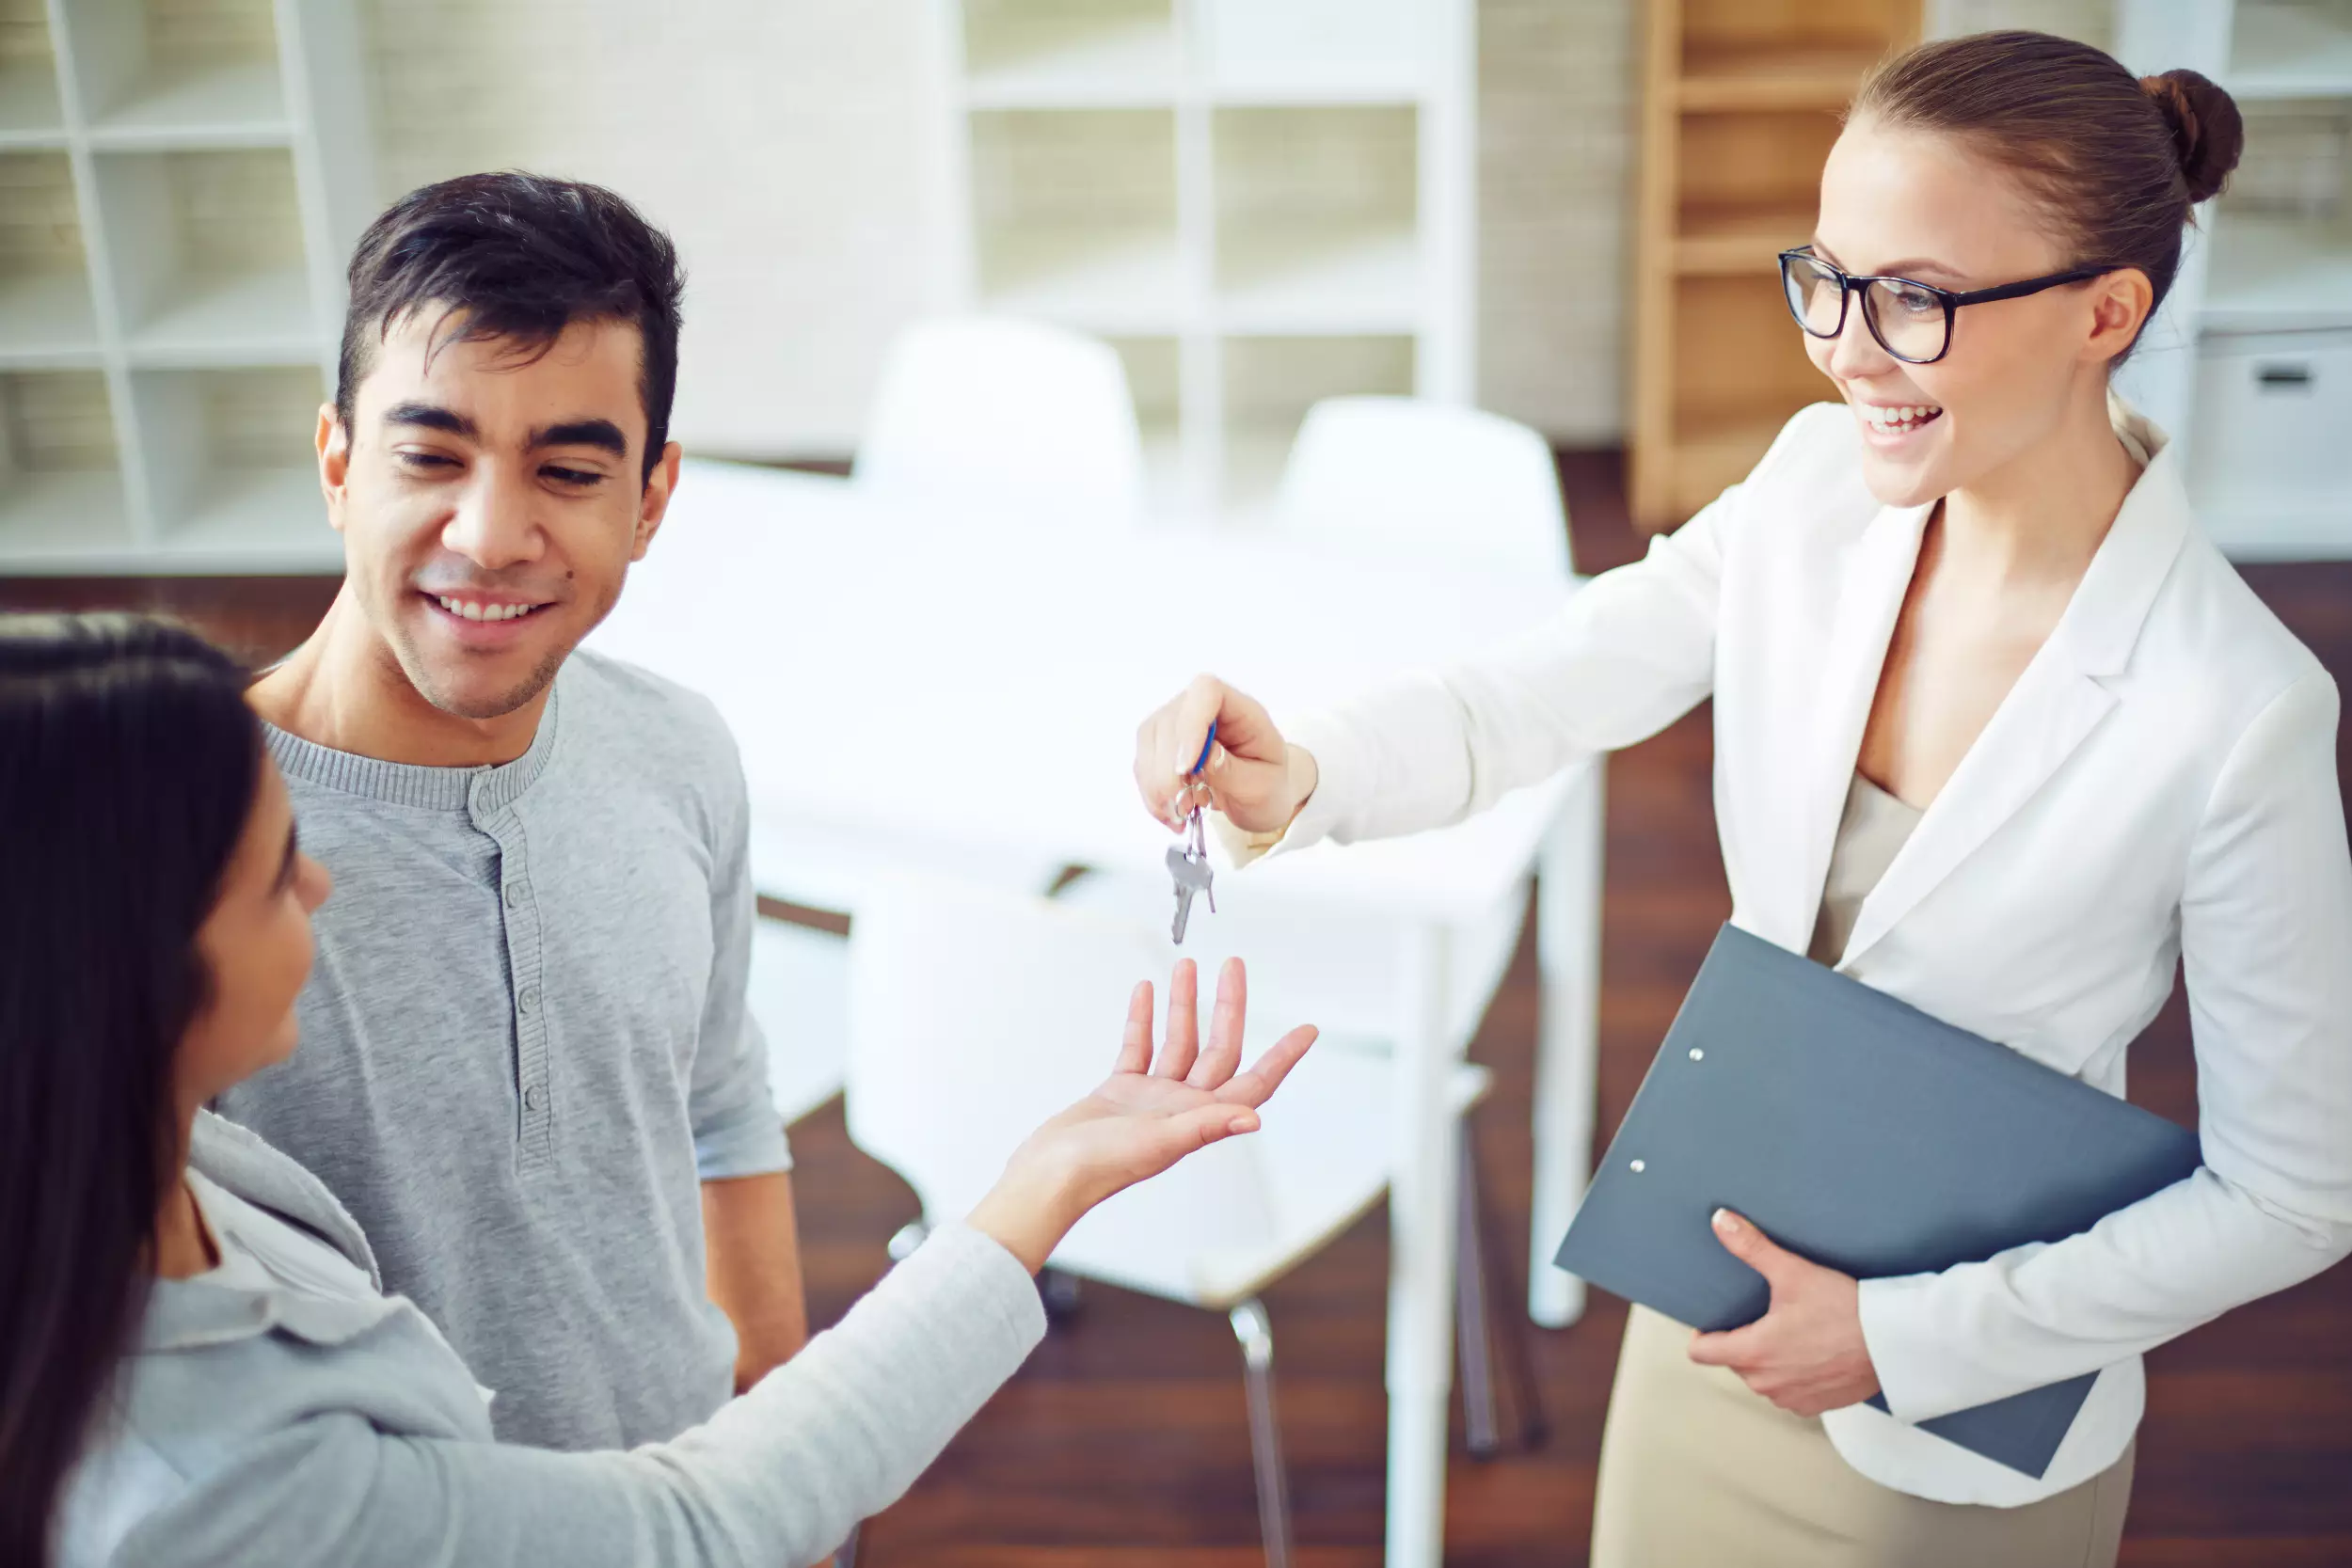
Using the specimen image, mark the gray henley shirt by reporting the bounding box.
[216,648,792,1451]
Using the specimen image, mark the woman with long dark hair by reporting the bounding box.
[0,612,1318,1568]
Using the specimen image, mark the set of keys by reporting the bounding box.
[1167,723,1216,944]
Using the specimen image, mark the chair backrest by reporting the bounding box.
[854,315,1147,531]
[845,874,1277,1294]
[1275,395,1574,577]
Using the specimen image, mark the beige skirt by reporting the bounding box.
[1589,1305,2134,1568]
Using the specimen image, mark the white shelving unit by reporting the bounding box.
[2119,0,2352,559]
[0,0,373,576]
[932,0,1475,526]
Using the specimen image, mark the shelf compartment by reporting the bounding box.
[1676,108,1840,227]
[1677,0,1908,112]
[961,0,1176,108]
[2206,213,2352,332]
[67,0,289,147]
[2228,1,2352,100]
[1197,0,1429,103]
[130,364,332,560]
[1221,333,1413,520]
[0,150,100,363]
[1668,272,1823,515]
[0,1,63,146]
[0,368,134,563]
[92,147,317,360]
[1213,106,1419,333]
[968,107,1180,331]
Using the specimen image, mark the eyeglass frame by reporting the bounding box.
[1775,246,2118,365]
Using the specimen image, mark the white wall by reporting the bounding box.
[360,0,2115,458]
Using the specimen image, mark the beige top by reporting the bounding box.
[1807,772,1924,966]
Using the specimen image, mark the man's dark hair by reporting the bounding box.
[334,171,686,482]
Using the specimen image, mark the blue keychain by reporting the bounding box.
[1167,722,1217,943]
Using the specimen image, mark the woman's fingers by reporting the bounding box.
[1152,958,1201,1080]
[1113,980,1154,1077]
[1216,1023,1319,1108]
[1186,957,1248,1088]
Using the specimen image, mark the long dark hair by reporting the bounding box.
[0,614,262,1568]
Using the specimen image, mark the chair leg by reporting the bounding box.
[1455,1127,1549,1457]
[831,1522,861,1567]
[1229,1299,1295,1568]
[1040,1268,1084,1322]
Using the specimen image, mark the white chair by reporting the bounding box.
[854,315,1147,532]
[844,874,1527,1567]
[1277,394,1573,578]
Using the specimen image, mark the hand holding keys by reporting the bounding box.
[1168,724,1217,943]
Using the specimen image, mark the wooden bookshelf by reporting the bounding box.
[1629,0,1919,531]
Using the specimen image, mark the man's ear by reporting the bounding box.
[632,439,684,562]
[2086,268,2155,368]
[317,404,352,534]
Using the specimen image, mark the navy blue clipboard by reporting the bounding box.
[1554,923,2201,1478]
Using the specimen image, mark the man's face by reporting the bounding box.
[319,309,677,721]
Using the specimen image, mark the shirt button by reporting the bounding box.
[518,986,541,1016]
[505,881,528,910]
[523,1085,543,1110]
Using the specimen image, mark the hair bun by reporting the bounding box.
[2140,69,2244,204]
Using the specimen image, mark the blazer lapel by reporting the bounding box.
[1839,407,2191,966]
[1787,499,1933,950]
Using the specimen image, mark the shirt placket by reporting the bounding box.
[472,781,553,1174]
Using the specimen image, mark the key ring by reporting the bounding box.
[1170,721,1217,820]
[1189,721,1217,781]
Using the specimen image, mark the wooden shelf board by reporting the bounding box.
[88,60,290,150]
[975,229,1184,334]
[122,264,320,365]
[1677,42,1884,111]
[0,271,103,366]
[0,467,138,568]
[0,59,67,147]
[963,23,1179,108]
[2204,213,2352,333]
[1674,206,1812,275]
[1215,226,1420,334]
[2226,4,2352,99]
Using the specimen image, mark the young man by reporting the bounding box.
[228,172,805,1451]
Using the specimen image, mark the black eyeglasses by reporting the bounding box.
[1776,247,2114,365]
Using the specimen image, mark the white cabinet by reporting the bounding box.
[2119,0,2352,558]
[0,0,372,575]
[934,0,1474,526]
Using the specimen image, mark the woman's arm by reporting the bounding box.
[117,1224,1038,1568]
[1855,669,2352,1424]
[113,963,1318,1568]
[1134,404,1836,863]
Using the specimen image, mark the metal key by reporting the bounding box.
[1168,808,1216,943]
[1168,722,1218,944]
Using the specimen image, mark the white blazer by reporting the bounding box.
[1254,399,2352,1507]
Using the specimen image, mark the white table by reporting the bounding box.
[589,461,1605,1568]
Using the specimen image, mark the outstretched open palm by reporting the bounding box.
[975,957,1317,1269]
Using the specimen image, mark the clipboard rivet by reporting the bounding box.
[1629,1159,1646,1173]
[1688,1048,1705,1062]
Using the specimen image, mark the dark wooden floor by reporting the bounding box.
[7,451,2348,1565]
